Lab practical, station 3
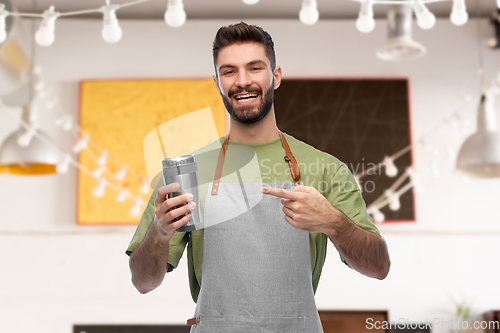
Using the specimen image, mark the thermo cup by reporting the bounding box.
[162,154,201,232]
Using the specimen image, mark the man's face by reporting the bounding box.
[213,42,281,124]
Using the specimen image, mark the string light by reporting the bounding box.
[17,124,38,147]
[115,165,128,181]
[450,0,468,26]
[116,188,130,202]
[35,6,59,47]
[0,4,8,43]
[101,3,122,43]
[368,207,385,223]
[385,189,401,211]
[356,0,375,33]
[242,0,260,5]
[165,0,186,28]
[72,134,90,153]
[2,0,485,43]
[92,165,107,178]
[299,0,319,25]
[383,156,398,177]
[140,178,151,194]
[56,154,72,174]
[96,150,108,166]
[413,0,436,30]
[129,196,144,217]
[407,167,423,193]
[62,115,73,131]
[93,177,107,198]
[1,100,148,217]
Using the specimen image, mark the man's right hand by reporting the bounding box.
[153,182,196,241]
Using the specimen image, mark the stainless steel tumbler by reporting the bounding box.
[162,154,201,232]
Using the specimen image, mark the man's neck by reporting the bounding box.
[228,109,280,145]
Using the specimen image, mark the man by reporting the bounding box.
[127,22,390,332]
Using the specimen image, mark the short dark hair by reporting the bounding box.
[212,22,276,74]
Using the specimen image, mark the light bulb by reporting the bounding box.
[116,188,129,203]
[0,4,8,44]
[115,165,128,181]
[450,10,468,26]
[384,189,400,211]
[92,166,107,178]
[389,196,401,211]
[165,0,186,28]
[417,11,436,30]
[97,150,108,166]
[242,0,259,4]
[35,6,59,47]
[62,115,73,131]
[102,4,122,43]
[56,154,71,174]
[413,0,435,30]
[356,15,375,33]
[383,156,398,177]
[407,167,424,193]
[369,207,385,223]
[299,0,319,25]
[93,178,107,198]
[140,178,150,194]
[129,197,144,217]
[55,115,72,130]
[356,0,375,33]
[73,134,90,153]
[450,0,468,26]
[35,27,55,47]
[17,128,36,147]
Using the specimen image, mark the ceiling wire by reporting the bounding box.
[475,0,486,92]
[27,0,37,105]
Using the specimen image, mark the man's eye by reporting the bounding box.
[223,71,234,75]
[251,67,261,71]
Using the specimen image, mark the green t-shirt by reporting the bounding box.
[126,133,379,303]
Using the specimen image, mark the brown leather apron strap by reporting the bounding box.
[187,316,200,326]
[211,131,301,195]
[211,135,229,195]
[279,130,301,186]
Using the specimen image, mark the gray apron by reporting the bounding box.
[188,131,324,333]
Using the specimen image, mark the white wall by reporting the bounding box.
[1,18,500,333]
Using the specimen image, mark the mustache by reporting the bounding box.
[229,88,262,97]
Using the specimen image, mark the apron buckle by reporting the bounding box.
[187,316,200,326]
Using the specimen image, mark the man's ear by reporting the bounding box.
[213,74,222,96]
[273,66,282,90]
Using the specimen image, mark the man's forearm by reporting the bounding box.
[327,213,390,280]
[129,218,170,294]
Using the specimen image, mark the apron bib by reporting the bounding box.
[188,131,323,333]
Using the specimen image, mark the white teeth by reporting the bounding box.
[236,93,258,100]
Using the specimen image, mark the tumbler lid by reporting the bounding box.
[162,154,196,168]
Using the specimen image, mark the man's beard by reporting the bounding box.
[222,83,274,124]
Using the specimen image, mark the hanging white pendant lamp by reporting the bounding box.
[0,104,60,175]
[456,95,500,177]
[377,4,426,61]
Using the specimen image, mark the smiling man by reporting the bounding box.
[127,22,390,333]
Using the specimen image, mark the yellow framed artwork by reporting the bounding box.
[78,79,227,225]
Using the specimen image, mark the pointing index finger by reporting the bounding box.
[260,186,298,200]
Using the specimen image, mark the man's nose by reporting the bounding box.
[235,70,252,88]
